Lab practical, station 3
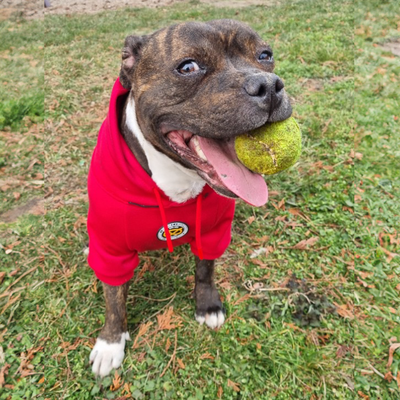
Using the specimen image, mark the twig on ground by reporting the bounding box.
[4,266,37,292]
[131,293,176,302]
[1,294,21,315]
[0,286,27,299]
[160,330,177,378]
[368,364,385,379]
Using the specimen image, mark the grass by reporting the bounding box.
[0,0,399,399]
[0,17,44,214]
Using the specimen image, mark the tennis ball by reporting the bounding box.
[235,117,301,175]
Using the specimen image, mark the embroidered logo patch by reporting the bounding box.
[157,222,189,241]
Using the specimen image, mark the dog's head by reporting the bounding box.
[120,19,292,205]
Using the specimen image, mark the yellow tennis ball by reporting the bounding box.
[235,117,301,175]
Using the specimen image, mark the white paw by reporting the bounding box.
[195,310,225,329]
[90,332,130,377]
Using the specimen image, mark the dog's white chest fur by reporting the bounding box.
[125,98,206,203]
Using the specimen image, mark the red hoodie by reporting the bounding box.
[87,79,236,286]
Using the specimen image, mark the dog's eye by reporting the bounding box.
[259,51,273,62]
[177,60,200,75]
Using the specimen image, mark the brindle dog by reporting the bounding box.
[89,19,292,376]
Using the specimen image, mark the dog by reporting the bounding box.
[87,19,292,377]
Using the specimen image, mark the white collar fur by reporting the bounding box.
[125,98,206,203]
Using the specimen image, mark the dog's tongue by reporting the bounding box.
[197,137,268,206]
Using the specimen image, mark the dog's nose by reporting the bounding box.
[244,73,284,109]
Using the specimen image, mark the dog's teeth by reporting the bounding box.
[192,137,207,161]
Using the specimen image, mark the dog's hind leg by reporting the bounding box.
[194,257,225,329]
[90,281,130,376]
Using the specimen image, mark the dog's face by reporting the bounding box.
[120,19,292,204]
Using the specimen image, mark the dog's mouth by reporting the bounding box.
[165,130,268,206]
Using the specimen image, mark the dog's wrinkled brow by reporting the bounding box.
[157,21,264,61]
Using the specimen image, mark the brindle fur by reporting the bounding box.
[98,281,130,343]
[193,256,224,317]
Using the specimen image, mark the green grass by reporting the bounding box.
[0,0,399,399]
[353,1,400,398]
[0,17,44,214]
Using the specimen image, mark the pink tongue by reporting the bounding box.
[197,137,268,207]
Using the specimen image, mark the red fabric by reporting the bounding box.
[195,194,204,260]
[87,79,235,286]
[153,187,174,253]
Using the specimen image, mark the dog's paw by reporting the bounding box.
[195,309,225,329]
[90,332,130,377]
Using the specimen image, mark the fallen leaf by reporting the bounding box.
[0,363,10,388]
[13,192,21,200]
[358,271,373,280]
[247,216,255,225]
[200,352,214,360]
[122,382,131,396]
[334,303,354,320]
[132,321,153,349]
[217,386,223,399]
[233,293,251,306]
[292,236,319,250]
[157,307,182,330]
[384,371,393,382]
[307,330,320,346]
[356,277,375,289]
[165,337,171,352]
[357,391,369,399]
[110,371,123,391]
[0,272,5,284]
[73,216,87,231]
[387,343,400,368]
[15,346,43,378]
[336,345,351,358]
[59,338,81,356]
[227,379,240,392]
[177,358,185,369]
[380,246,399,263]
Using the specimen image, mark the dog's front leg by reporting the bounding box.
[194,257,225,329]
[90,281,130,377]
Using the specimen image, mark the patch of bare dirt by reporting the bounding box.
[380,40,400,57]
[45,0,274,16]
[301,78,324,92]
[0,198,45,224]
[0,0,42,20]
[1,0,277,20]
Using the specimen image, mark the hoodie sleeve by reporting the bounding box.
[87,171,139,286]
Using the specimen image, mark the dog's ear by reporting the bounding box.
[119,35,148,90]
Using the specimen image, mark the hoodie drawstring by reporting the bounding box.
[153,187,203,260]
[153,187,173,253]
[195,194,204,260]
